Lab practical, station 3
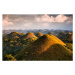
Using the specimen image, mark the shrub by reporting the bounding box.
[3,54,16,61]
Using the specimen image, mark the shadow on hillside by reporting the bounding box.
[15,44,73,61]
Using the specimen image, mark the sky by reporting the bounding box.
[2,14,73,30]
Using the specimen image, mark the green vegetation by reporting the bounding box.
[15,34,72,60]
[58,32,73,43]
[3,32,73,61]
[37,44,72,60]
[3,54,16,61]
[65,43,73,51]
[3,32,37,60]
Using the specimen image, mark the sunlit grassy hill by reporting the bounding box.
[8,32,19,36]
[68,32,72,35]
[7,32,21,39]
[7,32,26,37]
[37,44,72,60]
[49,34,66,46]
[15,34,72,60]
[35,32,43,37]
[21,32,37,39]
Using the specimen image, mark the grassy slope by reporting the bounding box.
[36,32,43,37]
[8,32,19,36]
[15,34,72,60]
[7,32,21,39]
[65,43,73,51]
[21,32,37,39]
[50,34,66,46]
[37,44,72,60]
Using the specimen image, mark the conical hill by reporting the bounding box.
[21,32,37,39]
[68,32,72,35]
[7,32,20,39]
[8,32,19,36]
[15,34,72,60]
[49,34,66,46]
[35,32,43,37]
[37,44,72,60]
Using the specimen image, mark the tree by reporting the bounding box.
[3,54,16,61]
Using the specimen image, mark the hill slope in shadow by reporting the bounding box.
[15,34,72,60]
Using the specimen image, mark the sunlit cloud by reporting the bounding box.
[35,14,55,22]
[3,20,13,26]
[3,15,13,26]
[3,14,73,30]
[35,14,68,23]
[55,15,68,22]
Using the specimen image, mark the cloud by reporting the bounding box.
[66,19,72,24]
[35,14,55,22]
[3,14,73,30]
[24,22,33,27]
[41,23,49,27]
[66,16,73,24]
[3,15,13,26]
[3,20,13,26]
[55,15,68,22]
[24,20,28,22]
[15,18,23,21]
[35,14,68,23]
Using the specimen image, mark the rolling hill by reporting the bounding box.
[6,32,21,39]
[37,44,72,60]
[35,32,43,37]
[8,32,19,36]
[15,34,72,60]
[21,32,37,39]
